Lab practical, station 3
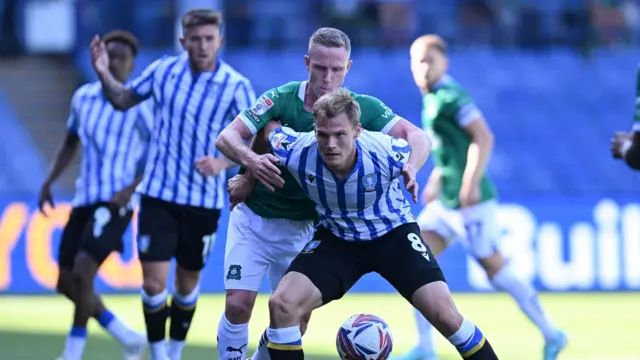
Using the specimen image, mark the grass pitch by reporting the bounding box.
[0,293,638,359]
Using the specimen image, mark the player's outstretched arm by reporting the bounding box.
[90,35,143,110]
[387,118,432,171]
[460,117,493,207]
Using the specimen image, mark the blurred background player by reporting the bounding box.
[214,27,429,360]
[611,65,640,169]
[260,90,498,360]
[395,34,567,360]
[38,30,150,360]
[89,9,255,360]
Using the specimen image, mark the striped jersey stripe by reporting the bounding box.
[130,53,255,209]
[269,126,414,241]
[67,82,152,207]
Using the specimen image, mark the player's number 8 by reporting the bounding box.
[407,233,427,252]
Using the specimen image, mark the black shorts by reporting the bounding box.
[137,195,221,271]
[287,223,445,304]
[58,203,133,269]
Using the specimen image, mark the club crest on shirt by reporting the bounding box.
[250,95,274,116]
[362,173,377,192]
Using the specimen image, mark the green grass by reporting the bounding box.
[0,293,638,359]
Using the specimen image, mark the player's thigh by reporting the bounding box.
[175,205,221,272]
[266,217,315,292]
[285,228,366,305]
[137,196,179,263]
[417,200,465,249]
[375,223,446,302]
[79,203,133,266]
[58,206,94,270]
[223,204,271,292]
[460,200,502,258]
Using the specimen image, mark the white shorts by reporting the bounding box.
[223,203,315,292]
[417,199,501,258]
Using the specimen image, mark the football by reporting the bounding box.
[336,314,393,359]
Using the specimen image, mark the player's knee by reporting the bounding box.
[225,290,257,323]
[71,266,93,290]
[268,292,302,326]
[142,277,166,296]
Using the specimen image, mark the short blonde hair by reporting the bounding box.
[309,27,351,55]
[312,89,361,127]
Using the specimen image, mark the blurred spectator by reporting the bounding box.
[0,0,23,56]
[223,0,252,47]
[371,0,416,47]
[589,0,632,46]
[458,0,495,46]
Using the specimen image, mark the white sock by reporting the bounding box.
[97,309,141,345]
[217,314,249,360]
[149,340,167,360]
[414,308,436,353]
[63,326,87,360]
[167,338,185,360]
[447,318,485,356]
[491,265,560,341]
[251,329,271,360]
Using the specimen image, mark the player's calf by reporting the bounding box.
[218,289,257,360]
[413,281,498,359]
[168,266,201,360]
[141,261,171,359]
[265,272,322,360]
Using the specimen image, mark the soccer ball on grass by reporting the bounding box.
[336,314,393,359]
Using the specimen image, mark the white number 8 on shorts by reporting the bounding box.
[407,233,430,261]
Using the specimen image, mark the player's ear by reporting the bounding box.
[354,123,362,138]
[346,59,353,73]
[304,55,311,71]
[179,37,186,50]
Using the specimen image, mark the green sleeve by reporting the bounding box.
[239,88,282,135]
[441,88,482,127]
[357,95,401,134]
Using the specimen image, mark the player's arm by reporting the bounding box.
[38,93,83,214]
[216,90,284,190]
[423,167,442,204]
[220,79,258,169]
[91,37,158,110]
[459,103,494,192]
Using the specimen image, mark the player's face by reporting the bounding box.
[315,112,361,170]
[305,45,352,98]
[180,24,222,72]
[106,41,134,82]
[410,46,446,89]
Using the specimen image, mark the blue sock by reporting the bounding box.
[97,309,116,329]
[70,325,88,338]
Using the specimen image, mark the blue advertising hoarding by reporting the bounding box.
[0,196,638,294]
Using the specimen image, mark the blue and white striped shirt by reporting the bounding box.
[269,127,415,241]
[68,82,153,207]
[130,53,255,209]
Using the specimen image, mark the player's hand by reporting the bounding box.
[37,183,54,217]
[195,156,228,177]
[459,181,481,208]
[402,164,419,203]
[228,173,255,211]
[245,153,284,191]
[109,187,134,208]
[90,35,109,77]
[611,131,632,159]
